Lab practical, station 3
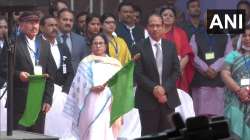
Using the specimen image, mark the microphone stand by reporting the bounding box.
[4,29,15,136]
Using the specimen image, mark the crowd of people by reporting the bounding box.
[0,0,250,140]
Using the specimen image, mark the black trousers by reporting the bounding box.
[13,111,46,134]
[139,104,174,136]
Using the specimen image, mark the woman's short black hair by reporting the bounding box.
[159,5,177,17]
[100,13,116,24]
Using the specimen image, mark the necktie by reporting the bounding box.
[155,43,163,84]
[62,34,72,53]
[129,28,135,46]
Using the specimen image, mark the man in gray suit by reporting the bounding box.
[57,8,88,72]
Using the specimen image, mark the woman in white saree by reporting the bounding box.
[63,34,122,140]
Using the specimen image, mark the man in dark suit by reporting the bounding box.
[135,13,181,136]
[57,8,89,73]
[9,11,54,133]
[40,16,74,93]
[116,2,144,54]
[0,16,8,89]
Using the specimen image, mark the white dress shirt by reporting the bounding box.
[50,40,61,69]
[149,37,162,59]
[26,36,36,67]
[42,35,61,69]
[0,40,4,49]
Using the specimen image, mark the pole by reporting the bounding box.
[89,0,93,13]
[100,0,104,15]
[70,0,74,11]
[6,11,15,136]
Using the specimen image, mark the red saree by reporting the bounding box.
[162,26,195,93]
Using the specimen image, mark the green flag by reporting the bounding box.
[107,61,135,126]
[18,75,46,127]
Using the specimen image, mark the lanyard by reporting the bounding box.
[110,37,119,58]
[27,39,41,65]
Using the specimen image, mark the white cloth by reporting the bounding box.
[0,86,7,131]
[118,109,141,140]
[118,87,141,140]
[63,55,122,140]
[144,29,149,38]
[175,89,195,121]
[45,84,74,140]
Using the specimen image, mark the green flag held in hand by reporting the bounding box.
[18,75,46,127]
[107,61,135,126]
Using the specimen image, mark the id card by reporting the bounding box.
[63,64,67,74]
[205,52,215,60]
[240,78,250,86]
[34,65,43,75]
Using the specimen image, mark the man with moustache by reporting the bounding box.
[116,2,144,55]
[7,11,55,133]
[57,8,88,72]
[40,16,74,136]
[40,16,74,93]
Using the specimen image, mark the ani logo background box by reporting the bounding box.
[207,10,245,34]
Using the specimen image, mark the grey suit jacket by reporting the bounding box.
[59,32,88,73]
[135,38,181,110]
[70,32,89,72]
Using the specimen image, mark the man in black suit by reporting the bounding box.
[40,16,74,93]
[0,16,8,89]
[9,11,54,134]
[135,13,181,136]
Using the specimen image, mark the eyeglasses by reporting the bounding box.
[92,41,105,46]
